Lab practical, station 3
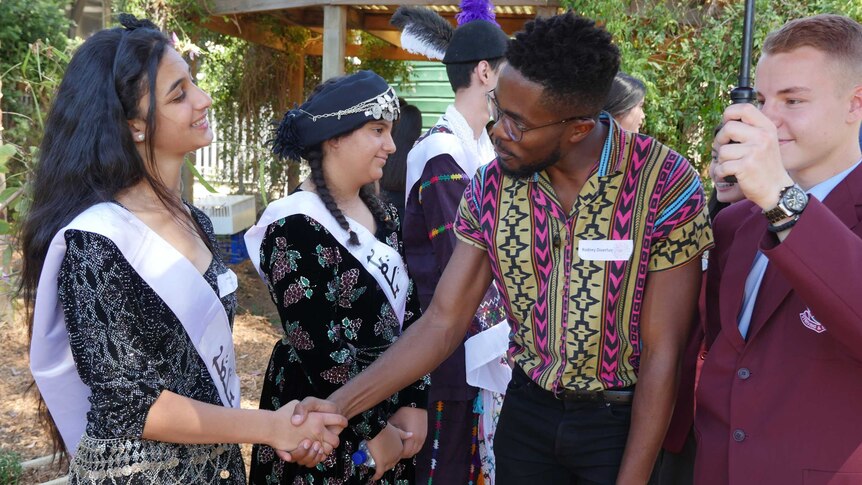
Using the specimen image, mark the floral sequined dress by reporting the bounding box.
[249,204,429,485]
[58,204,246,484]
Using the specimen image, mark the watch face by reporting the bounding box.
[782,186,808,213]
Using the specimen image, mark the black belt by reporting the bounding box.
[551,387,635,404]
[515,366,635,404]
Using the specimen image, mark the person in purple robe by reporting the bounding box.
[393,3,511,483]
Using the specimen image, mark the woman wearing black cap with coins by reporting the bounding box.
[245,71,430,484]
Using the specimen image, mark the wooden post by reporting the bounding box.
[535,6,558,18]
[322,6,346,80]
[0,78,9,324]
[0,77,6,221]
[285,57,305,194]
[288,56,305,108]
[102,0,113,28]
[69,0,87,38]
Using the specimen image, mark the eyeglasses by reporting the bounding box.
[486,90,594,142]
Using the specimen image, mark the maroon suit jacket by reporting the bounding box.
[663,273,706,453]
[695,163,862,485]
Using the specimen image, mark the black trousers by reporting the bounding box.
[494,367,632,485]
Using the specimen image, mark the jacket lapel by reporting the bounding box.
[745,163,862,343]
[744,260,793,343]
[719,204,764,351]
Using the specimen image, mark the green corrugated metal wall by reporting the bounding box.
[394,61,455,131]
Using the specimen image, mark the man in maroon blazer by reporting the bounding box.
[696,14,862,485]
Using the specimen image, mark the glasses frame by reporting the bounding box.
[486,90,594,142]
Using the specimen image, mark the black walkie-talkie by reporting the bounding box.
[724,0,756,184]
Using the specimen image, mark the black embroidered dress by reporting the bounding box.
[59,204,245,484]
[249,204,429,485]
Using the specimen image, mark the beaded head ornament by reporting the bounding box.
[272,70,400,161]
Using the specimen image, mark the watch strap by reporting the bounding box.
[764,205,792,224]
[767,214,800,233]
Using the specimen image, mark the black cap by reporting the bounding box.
[442,20,509,64]
[272,71,399,161]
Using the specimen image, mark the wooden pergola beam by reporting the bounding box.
[211,0,559,15]
[199,16,428,60]
[200,17,295,52]
[263,8,400,47]
[200,2,562,62]
[303,39,428,61]
[359,11,532,35]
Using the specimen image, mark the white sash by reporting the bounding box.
[30,203,241,455]
[404,105,497,203]
[465,320,512,395]
[465,319,511,470]
[245,191,408,327]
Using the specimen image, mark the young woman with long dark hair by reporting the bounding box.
[603,71,647,133]
[22,15,345,483]
[245,71,429,484]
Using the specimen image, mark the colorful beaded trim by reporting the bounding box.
[425,400,483,485]
[468,409,480,485]
[418,173,467,204]
[428,222,454,241]
[426,400,445,484]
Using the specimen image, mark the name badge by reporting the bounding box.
[578,239,633,261]
[217,269,238,298]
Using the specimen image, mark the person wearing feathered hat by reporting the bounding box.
[391,1,510,483]
[245,70,430,484]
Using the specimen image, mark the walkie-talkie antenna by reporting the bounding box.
[730,0,756,106]
[724,0,756,183]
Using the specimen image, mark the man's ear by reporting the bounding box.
[128,119,146,142]
[566,119,597,144]
[476,60,494,87]
[847,83,862,124]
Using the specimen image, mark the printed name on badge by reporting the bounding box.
[217,269,238,298]
[578,239,634,261]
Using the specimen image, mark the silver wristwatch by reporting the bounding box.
[763,184,808,224]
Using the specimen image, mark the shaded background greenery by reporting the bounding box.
[2,0,862,235]
[567,0,862,169]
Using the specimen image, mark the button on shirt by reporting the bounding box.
[455,115,713,392]
[737,158,862,338]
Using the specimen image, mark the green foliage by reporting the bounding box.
[347,32,413,86]
[565,0,862,174]
[0,0,69,76]
[0,145,16,174]
[0,0,72,202]
[1,36,74,234]
[0,449,22,485]
[115,0,211,34]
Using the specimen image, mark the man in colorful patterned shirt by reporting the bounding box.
[293,13,712,484]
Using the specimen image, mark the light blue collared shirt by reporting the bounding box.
[737,158,862,338]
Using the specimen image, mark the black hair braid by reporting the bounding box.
[359,184,397,233]
[306,147,360,245]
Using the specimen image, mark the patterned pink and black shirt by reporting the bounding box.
[455,116,713,392]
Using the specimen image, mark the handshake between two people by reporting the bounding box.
[272,397,428,481]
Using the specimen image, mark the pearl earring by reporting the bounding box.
[136,134,145,141]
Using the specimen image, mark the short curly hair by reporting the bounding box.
[506,12,620,116]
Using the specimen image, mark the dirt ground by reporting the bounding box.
[0,259,283,484]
